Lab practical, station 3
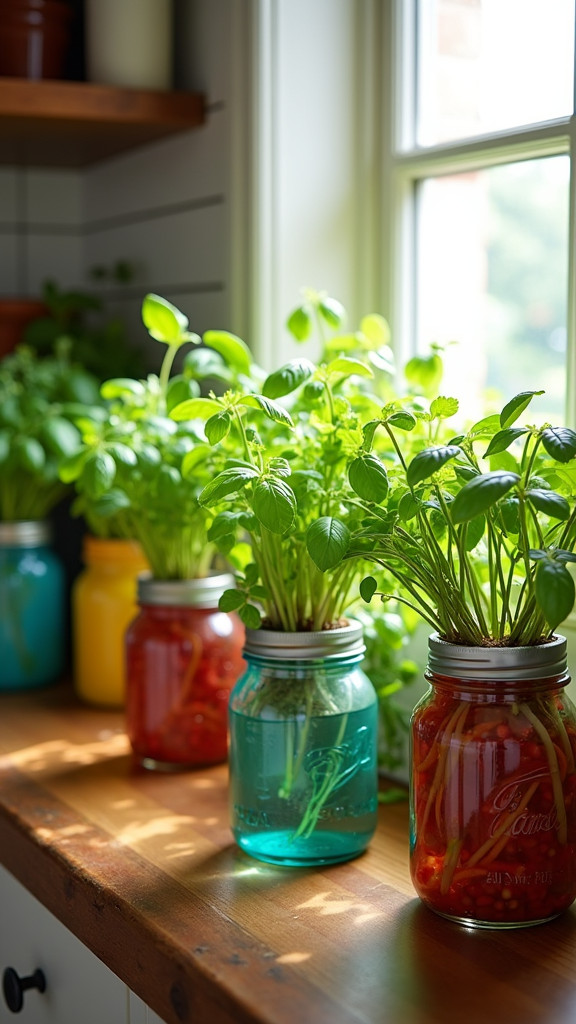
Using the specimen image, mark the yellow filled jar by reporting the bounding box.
[73,536,149,707]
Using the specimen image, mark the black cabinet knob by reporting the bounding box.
[2,967,46,1013]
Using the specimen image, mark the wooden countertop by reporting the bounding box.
[1,685,576,1024]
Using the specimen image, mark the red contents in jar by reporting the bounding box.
[125,603,245,768]
[411,683,576,925]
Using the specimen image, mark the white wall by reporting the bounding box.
[0,0,380,371]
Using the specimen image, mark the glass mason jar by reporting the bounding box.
[73,535,149,707]
[125,573,245,771]
[229,622,379,867]
[410,634,576,928]
[0,520,64,691]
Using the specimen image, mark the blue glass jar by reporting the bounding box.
[229,622,379,866]
[0,521,65,691]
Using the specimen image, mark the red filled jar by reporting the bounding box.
[410,634,576,928]
[125,573,245,771]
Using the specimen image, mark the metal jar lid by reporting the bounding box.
[137,572,236,609]
[427,632,568,681]
[243,620,365,660]
[0,520,52,547]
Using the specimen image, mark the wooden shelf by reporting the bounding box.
[0,78,205,168]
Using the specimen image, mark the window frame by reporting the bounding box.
[380,0,576,422]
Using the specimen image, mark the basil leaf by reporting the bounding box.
[499,390,544,428]
[360,576,378,603]
[241,394,294,427]
[348,454,389,502]
[535,559,575,630]
[541,426,576,464]
[142,293,189,344]
[262,358,316,399]
[205,411,232,445]
[170,397,223,422]
[286,305,312,342]
[406,445,461,488]
[483,427,528,458]
[450,471,520,524]
[526,489,571,520]
[252,478,296,534]
[306,516,350,571]
[200,465,259,505]
[203,330,253,375]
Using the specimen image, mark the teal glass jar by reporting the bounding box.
[0,521,65,691]
[229,622,379,866]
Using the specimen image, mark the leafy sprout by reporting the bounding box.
[59,294,251,578]
[0,342,100,521]
[348,390,576,645]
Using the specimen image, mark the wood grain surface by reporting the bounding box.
[1,683,575,1024]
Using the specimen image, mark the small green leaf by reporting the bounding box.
[91,489,131,517]
[108,442,138,467]
[41,417,81,457]
[429,396,459,420]
[262,358,316,399]
[483,427,528,458]
[387,411,417,431]
[327,356,373,380]
[404,352,443,394]
[468,414,502,439]
[83,450,116,498]
[348,454,389,502]
[166,377,200,413]
[218,589,245,612]
[142,293,189,344]
[199,465,259,505]
[239,603,263,629]
[450,471,520,524]
[360,576,378,603]
[100,378,146,401]
[240,394,294,427]
[499,390,544,428]
[203,330,253,375]
[306,516,350,571]
[406,445,461,488]
[252,478,296,534]
[286,305,312,342]
[541,426,576,464]
[205,411,232,445]
[499,496,520,534]
[398,491,420,521]
[359,314,391,348]
[535,559,575,629]
[526,489,570,520]
[170,396,223,422]
[459,514,486,551]
[59,448,89,483]
[16,437,45,472]
[318,296,346,328]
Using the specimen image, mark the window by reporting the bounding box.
[384,0,575,423]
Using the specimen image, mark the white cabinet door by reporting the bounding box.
[0,865,129,1024]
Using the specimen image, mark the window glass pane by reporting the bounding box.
[417,0,575,146]
[416,156,569,423]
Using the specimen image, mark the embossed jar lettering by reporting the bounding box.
[410,635,576,929]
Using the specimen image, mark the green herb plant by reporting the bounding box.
[60,294,254,579]
[347,389,576,646]
[168,296,407,839]
[171,322,379,631]
[23,272,144,382]
[0,342,100,521]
